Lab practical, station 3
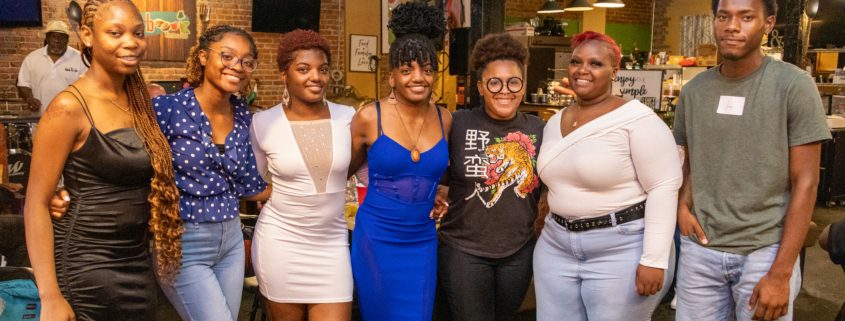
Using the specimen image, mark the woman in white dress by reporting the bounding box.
[250,29,355,321]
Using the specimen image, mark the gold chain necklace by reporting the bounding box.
[108,97,130,114]
[393,100,428,163]
[571,104,580,127]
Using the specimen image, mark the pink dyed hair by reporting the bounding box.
[572,31,622,67]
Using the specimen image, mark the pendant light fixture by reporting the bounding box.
[566,0,594,11]
[807,0,819,19]
[594,0,625,8]
[537,0,565,14]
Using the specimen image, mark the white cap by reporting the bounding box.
[44,20,69,35]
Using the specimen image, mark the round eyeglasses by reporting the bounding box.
[485,77,524,94]
[206,48,258,72]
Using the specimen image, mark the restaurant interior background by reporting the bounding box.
[3,0,845,233]
[2,0,845,222]
[2,0,845,319]
[1,0,844,114]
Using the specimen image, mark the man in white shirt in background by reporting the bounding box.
[17,20,87,114]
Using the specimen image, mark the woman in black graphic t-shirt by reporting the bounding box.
[437,32,545,321]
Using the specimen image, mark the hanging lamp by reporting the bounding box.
[537,0,566,14]
[594,0,625,8]
[566,0,594,11]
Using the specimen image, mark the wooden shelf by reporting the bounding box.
[809,48,845,53]
[644,64,682,70]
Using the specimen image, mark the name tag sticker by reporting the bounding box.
[717,95,745,116]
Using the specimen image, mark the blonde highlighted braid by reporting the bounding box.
[81,0,183,282]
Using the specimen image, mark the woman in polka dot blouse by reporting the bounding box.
[152,25,270,321]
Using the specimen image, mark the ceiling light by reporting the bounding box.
[566,0,595,11]
[594,0,625,8]
[538,0,566,14]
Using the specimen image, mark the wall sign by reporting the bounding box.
[382,0,412,53]
[350,34,378,72]
[612,70,664,110]
[134,0,197,62]
[144,11,190,39]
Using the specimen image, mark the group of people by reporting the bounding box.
[20,0,831,321]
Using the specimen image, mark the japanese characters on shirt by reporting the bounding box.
[462,129,491,178]
[462,130,540,208]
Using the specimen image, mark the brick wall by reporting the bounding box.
[0,0,346,112]
[0,0,75,111]
[505,0,581,20]
[504,0,656,40]
[0,0,662,112]
[651,0,674,51]
[653,0,712,55]
[506,0,653,23]
[605,0,653,25]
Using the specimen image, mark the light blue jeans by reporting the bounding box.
[675,236,801,321]
[159,218,245,321]
[533,216,674,321]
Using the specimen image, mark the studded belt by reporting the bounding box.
[551,201,646,232]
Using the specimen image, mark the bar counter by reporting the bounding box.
[519,102,568,121]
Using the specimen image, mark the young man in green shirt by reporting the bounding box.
[673,0,831,320]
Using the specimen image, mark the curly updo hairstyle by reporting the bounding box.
[185,25,258,97]
[276,29,332,72]
[387,2,446,71]
[470,33,529,77]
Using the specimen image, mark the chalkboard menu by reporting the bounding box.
[612,70,664,110]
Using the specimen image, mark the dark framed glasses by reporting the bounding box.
[485,77,524,94]
[206,48,258,72]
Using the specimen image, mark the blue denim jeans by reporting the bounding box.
[533,216,674,321]
[675,236,801,321]
[159,218,245,321]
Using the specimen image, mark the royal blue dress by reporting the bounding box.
[351,101,448,321]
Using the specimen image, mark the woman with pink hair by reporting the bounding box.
[533,31,682,321]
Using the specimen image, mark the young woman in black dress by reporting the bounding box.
[24,1,182,320]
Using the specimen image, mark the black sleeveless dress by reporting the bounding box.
[52,86,156,320]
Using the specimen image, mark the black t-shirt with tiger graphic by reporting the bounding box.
[439,106,545,258]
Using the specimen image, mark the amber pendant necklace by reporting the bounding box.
[393,100,428,163]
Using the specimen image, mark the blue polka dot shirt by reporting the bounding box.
[153,88,267,223]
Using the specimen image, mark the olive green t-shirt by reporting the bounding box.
[673,57,830,255]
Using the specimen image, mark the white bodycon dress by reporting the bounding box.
[249,101,355,303]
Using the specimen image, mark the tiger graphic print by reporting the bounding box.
[465,131,539,208]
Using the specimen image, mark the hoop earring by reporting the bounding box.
[282,86,290,107]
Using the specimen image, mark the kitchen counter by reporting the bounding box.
[519,102,567,121]
[828,115,845,129]
[818,84,845,96]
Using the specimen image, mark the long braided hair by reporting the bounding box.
[81,0,183,282]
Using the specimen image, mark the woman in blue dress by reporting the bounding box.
[348,3,450,320]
